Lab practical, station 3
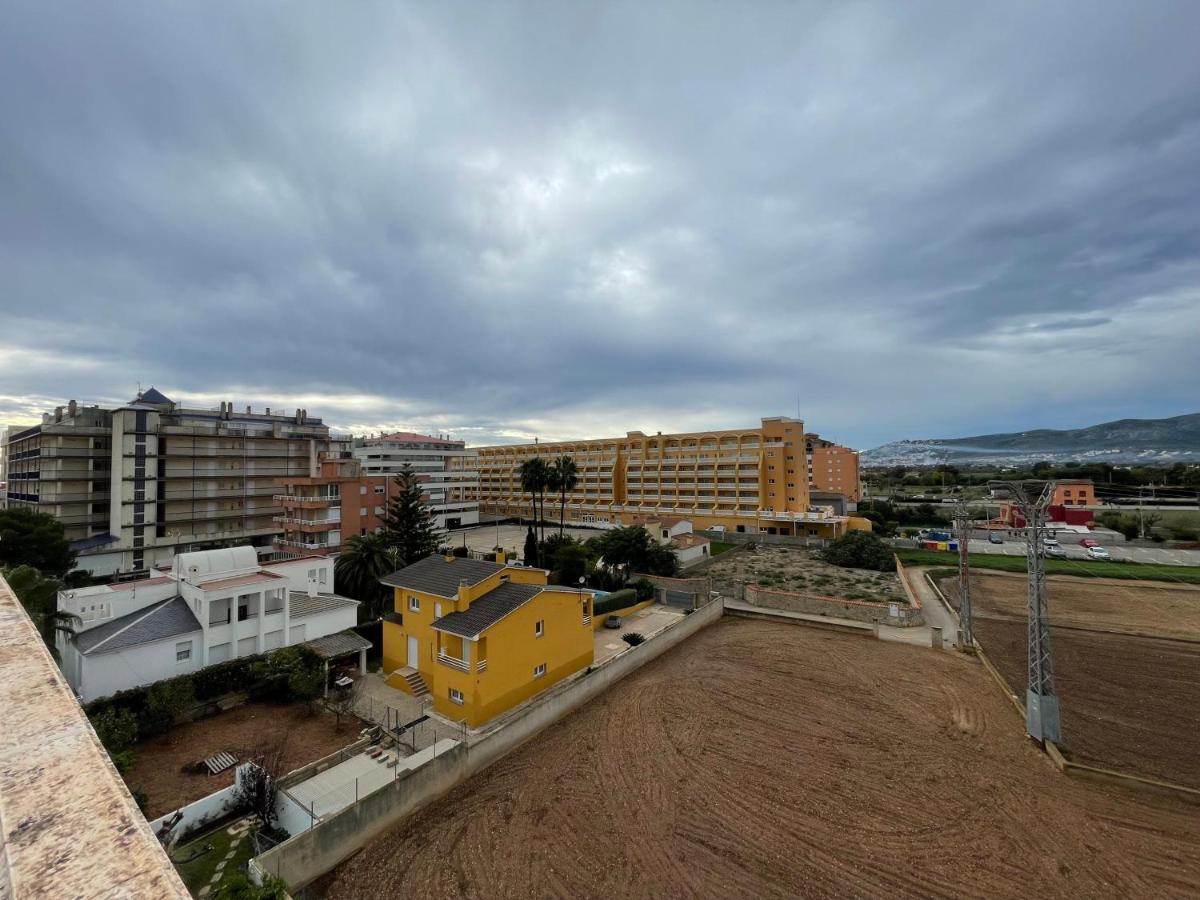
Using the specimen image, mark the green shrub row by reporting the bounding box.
[593,588,637,616]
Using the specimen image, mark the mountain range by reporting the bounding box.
[862,413,1200,467]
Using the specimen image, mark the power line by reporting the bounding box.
[952,501,974,650]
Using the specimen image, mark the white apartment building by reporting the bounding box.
[57,546,363,703]
[352,432,479,530]
[4,389,347,577]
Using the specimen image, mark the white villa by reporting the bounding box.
[57,546,363,703]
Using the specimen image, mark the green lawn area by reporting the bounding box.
[171,818,254,897]
[709,541,736,556]
[896,548,1200,585]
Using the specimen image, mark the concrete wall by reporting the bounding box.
[743,584,923,627]
[252,596,724,891]
[697,528,830,548]
[149,767,247,843]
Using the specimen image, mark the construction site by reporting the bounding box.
[314,618,1200,899]
[939,570,1200,788]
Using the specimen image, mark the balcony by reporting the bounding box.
[437,651,470,673]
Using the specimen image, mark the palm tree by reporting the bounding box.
[550,455,579,538]
[519,457,551,543]
[335,532,400,622]
[3,564,78,658]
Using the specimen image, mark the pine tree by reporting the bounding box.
[382,464,441,567]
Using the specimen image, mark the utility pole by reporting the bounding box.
[995,480,1060,744]
[952,501,973,651]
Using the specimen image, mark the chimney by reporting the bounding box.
[457,577,469,603]
[265,407,271,416]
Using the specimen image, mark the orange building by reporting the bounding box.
[805,434,861,502]
[274,453,400,556]
[1053,480,1094,506]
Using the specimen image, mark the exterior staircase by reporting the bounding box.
[397,666,431,699]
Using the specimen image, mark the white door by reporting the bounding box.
[407,635,419,668]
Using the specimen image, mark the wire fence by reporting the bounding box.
[354,693,469,755]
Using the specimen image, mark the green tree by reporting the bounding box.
[382,464,441,567]
[3,564,78,656]
[594,527,680,578]
[0,507,76,577]
[548,455,579,539]
[140,678,197,737]
[523,526,539,567]
[213,873,289,900]
[335,532,399,621]
[91,706,138,754]
[519,457,551,543]
[822,531,894,572]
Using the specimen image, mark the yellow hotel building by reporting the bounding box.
[450,416,867,538]
[380,555,594,727]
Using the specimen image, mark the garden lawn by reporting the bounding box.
[172,818,255,897]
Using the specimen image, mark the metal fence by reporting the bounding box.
[354,693,469,755]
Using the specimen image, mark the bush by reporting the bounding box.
[593,588,637,616]
[632,578,656,601]
[622,632,645,646]
[141,679,198,738]
[110,749,136,775]
[130,789,149,813]
[822,531,894,572]
[91,706,138,754]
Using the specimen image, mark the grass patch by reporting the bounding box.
[710,541,736,556]
[172,818,254,896]
[896,549,1200,585]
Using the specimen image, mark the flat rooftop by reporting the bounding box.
[0,574,188,898]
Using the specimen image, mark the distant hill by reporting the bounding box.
[862,413,1200,467]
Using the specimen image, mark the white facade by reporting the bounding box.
[353,432,479,530]
[58,546,358,703]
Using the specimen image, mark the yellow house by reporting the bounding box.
[380,556,594,728]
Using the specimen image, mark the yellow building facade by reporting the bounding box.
[449,417,865,538]
[380,556,594,728]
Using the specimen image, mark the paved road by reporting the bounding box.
[965,539,1200,567]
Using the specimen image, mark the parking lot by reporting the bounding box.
[967,537,1200,566]
[593,603,684,664]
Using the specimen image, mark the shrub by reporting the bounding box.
[91,706,139,754]
[130,789,149,813]
[110,749,136,775]
[822,531,894,572]
[622,632,645,646]
[451,545,469,558]
[141,679,198,737]
[593,588,637,616]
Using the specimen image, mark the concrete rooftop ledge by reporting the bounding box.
[0,573,188,899]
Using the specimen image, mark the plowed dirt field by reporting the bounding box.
[317,618,1200,899]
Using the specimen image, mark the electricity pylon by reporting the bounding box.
[952,502,974,650]
[993,480,1060,744]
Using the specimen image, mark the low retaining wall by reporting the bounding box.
[696,530,828,548]
[743,584,923,627]
[149,765,248,844]
[591,599,655,630]
[252,597,725,890]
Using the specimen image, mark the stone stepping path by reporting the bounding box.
[197,817,258,898]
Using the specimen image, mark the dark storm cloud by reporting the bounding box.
[2,2,1199,448]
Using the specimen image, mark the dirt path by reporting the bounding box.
[317,619,1200,899]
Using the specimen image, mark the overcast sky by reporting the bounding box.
[2,3,1198,449]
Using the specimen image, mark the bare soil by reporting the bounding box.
[316,619,1200,899]
[940,570,1200,639]
[707,544,905,603]
[971,617,1200,789]
[127,702,359,819]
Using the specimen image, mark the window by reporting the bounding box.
[409,596,420,612]
[533,663,546,679]
[360,485,367,495]
[435,602,443,618]
[535,620,544,637]
[360,507,367,516]
[374,484,385,494]
[319,569,327,585]
[448,687,464,705]
[175,641,192,662]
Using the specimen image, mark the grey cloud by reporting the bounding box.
[1,2,1199,449]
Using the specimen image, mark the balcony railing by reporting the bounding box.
[437,652,470,673]
[476,659,487,672]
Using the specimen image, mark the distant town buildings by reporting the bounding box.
[274,453,400,556]
[998,479,1097,529]
[353,432,479,529]
[3,390,347,577]
[57,546,364,703]
[452,417,865,539]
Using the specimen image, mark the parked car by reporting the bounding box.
[988,532,1004,545]
[1085,546,1112,560]
[1043,537,1060,548]
[604,615,623,629]
[1045,544,1067,559]
[1080,538,1100,548]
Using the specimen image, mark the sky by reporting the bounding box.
[2,2,1199,450]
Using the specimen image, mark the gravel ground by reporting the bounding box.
[315,618,1199,899]
[707,544,906,603]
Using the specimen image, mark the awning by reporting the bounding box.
[303,631,373,660]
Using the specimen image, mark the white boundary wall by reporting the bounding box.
[149,764,250,843]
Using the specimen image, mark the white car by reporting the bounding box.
[1043,538,1061,548]
[1085,546,1111,561]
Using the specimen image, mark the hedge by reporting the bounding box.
[593,588,637,616]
